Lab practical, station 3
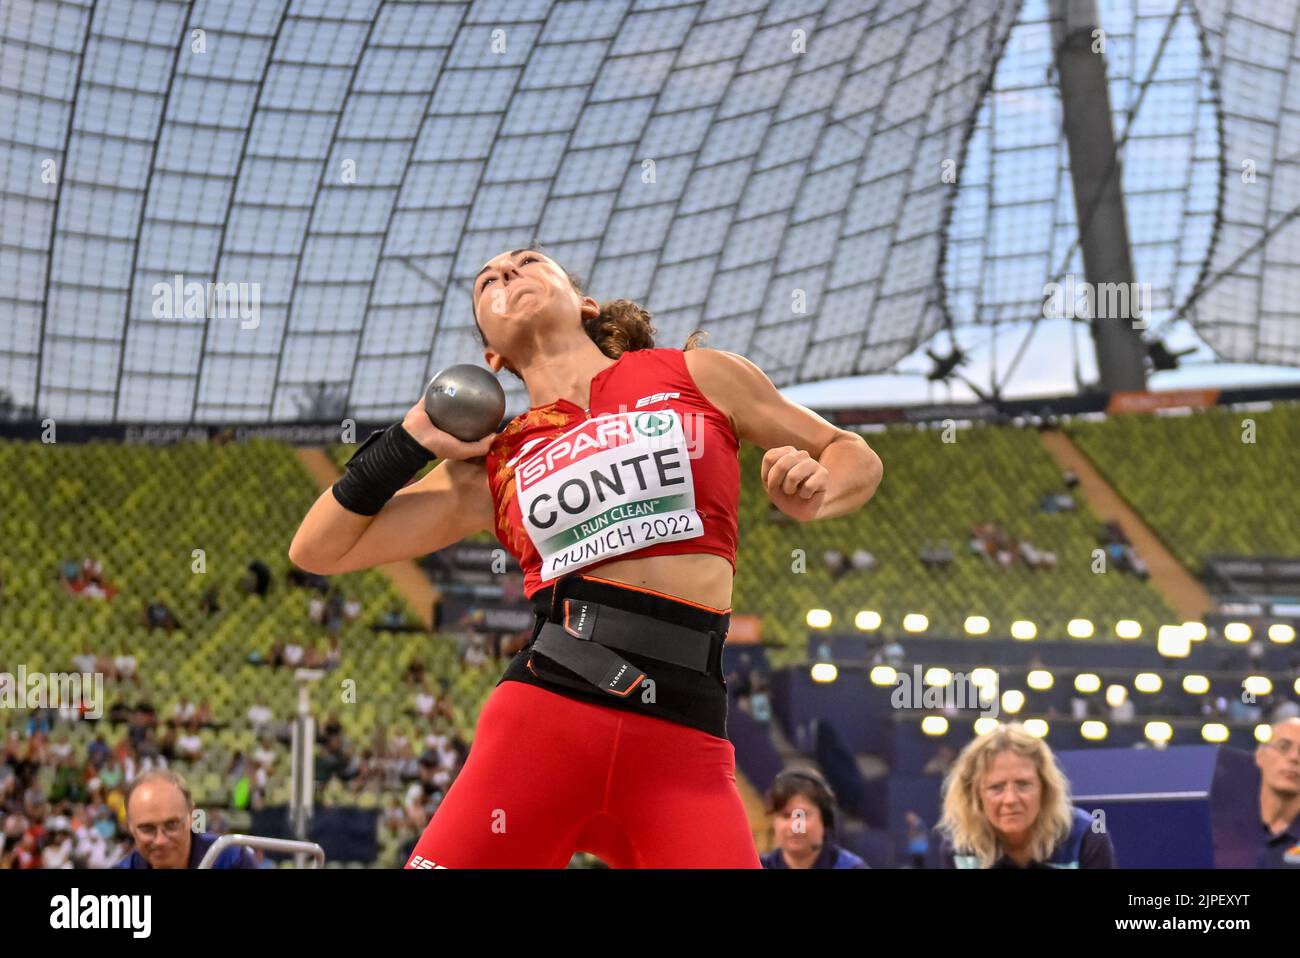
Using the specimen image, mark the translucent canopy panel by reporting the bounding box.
[0,0,1019,423]
[945,0,1300,369]
[1183,0,1300,366]
[945,0,1220,331]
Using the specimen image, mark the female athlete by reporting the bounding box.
[289,247,883,868]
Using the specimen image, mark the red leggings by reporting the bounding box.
[405,680,761,868]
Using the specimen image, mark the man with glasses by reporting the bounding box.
[1257,717,1300,869]
[114,768,254,869]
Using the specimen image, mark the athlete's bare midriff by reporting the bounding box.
[576,552,734,612]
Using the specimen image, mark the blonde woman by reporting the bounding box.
[937,723,1115,869]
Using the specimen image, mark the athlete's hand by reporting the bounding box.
[401,401,497,462]
[761,446,829,522]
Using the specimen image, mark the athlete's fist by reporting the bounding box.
[761,445,829,522]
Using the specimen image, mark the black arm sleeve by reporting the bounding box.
[331,423,434,516]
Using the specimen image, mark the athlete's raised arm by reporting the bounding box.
[684,348,883,523]
[288,401,496,576]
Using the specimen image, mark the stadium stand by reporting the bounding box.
[3,406,1297,868]
[0,438,498,868]
[1068,403,1300,569]
[733,422,1175,653]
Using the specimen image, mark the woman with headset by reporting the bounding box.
[761,767,868,869]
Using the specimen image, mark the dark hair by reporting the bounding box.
[767,767,839,835]
[471,241,708,380]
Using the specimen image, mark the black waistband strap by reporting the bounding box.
[533,622,646,697]
[530,596,718,697]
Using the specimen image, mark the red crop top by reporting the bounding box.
[485,347,740,599]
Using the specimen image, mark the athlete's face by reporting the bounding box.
[1257,718,1300,797]
[978,750,1042,847]
[473,249,598,374]
[773,792,825,854]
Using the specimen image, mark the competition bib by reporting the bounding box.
[513,409,703,582]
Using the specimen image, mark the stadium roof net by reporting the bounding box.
[1,0,1296,423]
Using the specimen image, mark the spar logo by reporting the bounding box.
[516,412,682,492]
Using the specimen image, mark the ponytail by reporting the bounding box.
[582,298,708,357]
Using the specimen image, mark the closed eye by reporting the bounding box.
[479,254,540,293]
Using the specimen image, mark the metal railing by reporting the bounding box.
[196,834,326,869]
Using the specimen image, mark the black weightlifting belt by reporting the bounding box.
[530,596,719,698]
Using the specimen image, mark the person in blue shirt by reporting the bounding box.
[87,734,112,768]
[26,709,52,736]
[1257,717,1300,869]
[760,768,867,869]
[113,768,255,869]
[937,722,1115,869]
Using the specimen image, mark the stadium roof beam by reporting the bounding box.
[1050,0,1147,392]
